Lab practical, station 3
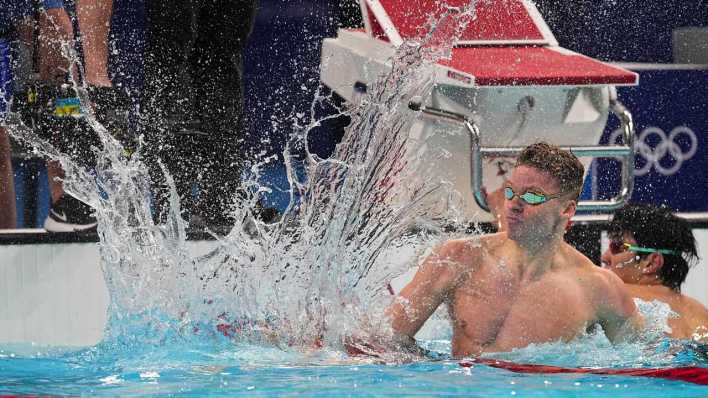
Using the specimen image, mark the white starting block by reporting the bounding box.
[320,0,640,222]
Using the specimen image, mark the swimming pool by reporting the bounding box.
[1,329,706,397]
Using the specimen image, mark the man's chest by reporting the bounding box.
[449,270,596,349]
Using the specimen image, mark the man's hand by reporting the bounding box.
[343,333,428,364]
[343,335,387,358]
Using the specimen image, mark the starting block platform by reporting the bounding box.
[320,0,638,222]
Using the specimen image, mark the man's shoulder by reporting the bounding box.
[443,233,507,254]
[561,243,603,272]
[430,233,507,274]
[585,265,638,317]
[678,294,708,321]
[563,250,626,294]
[585,262,624,287]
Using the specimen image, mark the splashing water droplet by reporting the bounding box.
[5,2,481,354]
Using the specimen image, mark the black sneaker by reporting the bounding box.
[44,194,98,233]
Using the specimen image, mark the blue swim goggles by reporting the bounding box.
[504,186,564,205]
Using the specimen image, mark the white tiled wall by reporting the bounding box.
[0,240,220,349]
[0,243,108,347]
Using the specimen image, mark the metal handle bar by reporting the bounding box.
[409,98,635,213]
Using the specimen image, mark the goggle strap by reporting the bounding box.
[626,244,681,256]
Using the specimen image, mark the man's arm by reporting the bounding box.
[386,240,473,346]
[595,268,644,342]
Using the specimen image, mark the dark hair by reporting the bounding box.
[609,204,699,291]
[515,142,585,199]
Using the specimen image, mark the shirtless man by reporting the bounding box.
[386,142,642,358]
[602,204,708,342]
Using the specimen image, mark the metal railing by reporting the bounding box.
[572,212,708,225]
[409,97,636,213]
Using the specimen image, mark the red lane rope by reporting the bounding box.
[460,358,708,385]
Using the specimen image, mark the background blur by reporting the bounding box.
[8,0,708,226]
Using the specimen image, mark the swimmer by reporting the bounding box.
[381,142,642,358]
[602,204,708,343]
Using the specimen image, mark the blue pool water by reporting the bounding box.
[1,330,706,397]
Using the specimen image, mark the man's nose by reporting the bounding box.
[506,195,523,212]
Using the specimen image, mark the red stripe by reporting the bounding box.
[0,396,52,398]
[461,358,708,385]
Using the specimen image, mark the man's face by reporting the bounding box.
[504,165,570,242]
[601,231,645,284]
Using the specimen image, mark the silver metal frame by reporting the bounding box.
[572,212,708,225]
[409,98,636,213]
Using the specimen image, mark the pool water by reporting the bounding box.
[2,310,707,397]
[1,331,706,397]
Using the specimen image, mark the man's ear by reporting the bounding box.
[562,199,577,219]
[641,253,664,275]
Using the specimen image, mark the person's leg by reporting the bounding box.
[1,48,15,228]
[35,5,98,231]
[141,0,196,223]
[142,0,191,126]
[192,0,256,133]
[75,0,131,146]
[12,12,35,93]
[1,13,35,229]
[0,127,16,229]
[190,0,257,226]
[46,161,64,204]
[38,6,74,84]
[76,0,112,87]
[37,6,72,208]
[36,1,114,96]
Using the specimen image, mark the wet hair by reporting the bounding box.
[515,142,585,199]
[609,204,699,291]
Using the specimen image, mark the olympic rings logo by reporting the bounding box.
[609,126,699,176]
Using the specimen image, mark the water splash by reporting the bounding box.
[5,3,480,354]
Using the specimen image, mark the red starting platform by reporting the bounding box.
[360,0,637,87]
